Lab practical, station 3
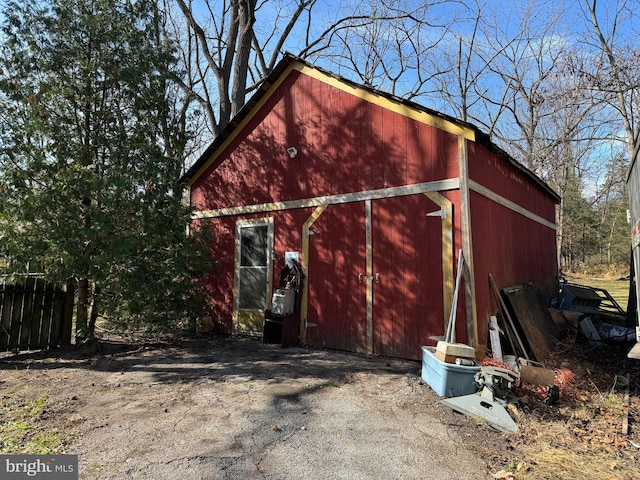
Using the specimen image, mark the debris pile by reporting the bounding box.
[427,272,637,443]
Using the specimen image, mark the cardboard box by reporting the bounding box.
[435,350,474,364]
[435,341,475,364]
[421,346,480,397]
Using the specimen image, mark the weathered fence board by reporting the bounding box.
[0,276,74,351]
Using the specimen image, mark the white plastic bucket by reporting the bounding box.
[504,355,519,372]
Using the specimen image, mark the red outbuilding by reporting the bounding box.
[182,54,559,361]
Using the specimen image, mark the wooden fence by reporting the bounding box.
[0,276,74,351]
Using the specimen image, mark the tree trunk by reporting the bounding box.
[88,282,100,335]
[230,0,257,116]
[76,278,90,343]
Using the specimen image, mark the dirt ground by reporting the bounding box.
[1,333,640,479]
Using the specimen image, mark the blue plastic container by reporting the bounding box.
[421,346,480,397]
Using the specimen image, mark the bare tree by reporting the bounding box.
[476,2,572,170]
[172,0,265,138]
[593,151,628,264]
[567,0,640,271]
[428,1,612,272]
[164,0,636,274]
[323,1,458,98]
[582,0,640,171]
[167,0,460,148]
[427,0,512,125]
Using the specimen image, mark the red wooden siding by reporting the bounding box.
[372,195,444,359]
[306,203,368,353]
[190,71,461,213]
[469,191,558,348]
[305,195,445,360]
[467,142,556,223]
[187,60,559,360]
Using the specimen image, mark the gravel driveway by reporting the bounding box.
[3,336,494,479]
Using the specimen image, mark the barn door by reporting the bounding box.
[371,195,445,359]
[305,203,368,353]
[305,194,448,359]
[233,218,274,333]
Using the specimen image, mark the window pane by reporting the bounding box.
[238,267,268,310]
[240,225,268,266]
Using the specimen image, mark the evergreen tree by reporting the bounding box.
[559,174,598,271]
[0,0,213,341]
[593,152,630,268]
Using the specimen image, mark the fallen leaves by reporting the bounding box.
[492,462,529,480]
[492,469,515,480]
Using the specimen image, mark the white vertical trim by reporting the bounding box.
[458,137,478,350]
[365,200,373,355]
[424,192,455,332]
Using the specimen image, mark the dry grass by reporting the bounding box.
[517,444,632,480]
[502,271,639,480]
[511,399,639,480]
[504,337,640,480]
